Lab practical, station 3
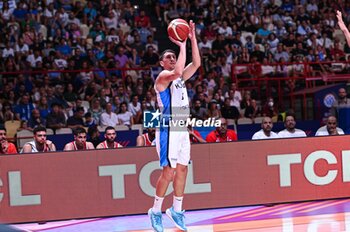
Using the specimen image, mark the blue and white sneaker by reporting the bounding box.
[148,208,164,232]
[166,207,187,231]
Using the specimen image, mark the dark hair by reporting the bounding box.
[87,125,98,137]
[73,127,86,136]
[285,112,296,121]
[0,125,6,132]
[105,126,115,133]
[159,49,176,61]
[33,126,46,135]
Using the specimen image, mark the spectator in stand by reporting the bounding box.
[84,112,96,128]
[278,113,307,138]
[46,103,66,131]
[221,97,240,120]
[21,126,56,153]
[67,106,85,129]
[89,98,104,125]
[1,102,15,122]
[99,102,119,127]
[252,116,279,140]
[244,99,261,119]
[128,95,142,124]
[315,115,344,136]
[64,127,95,151]
[207,102,222,119]
[141,45,159,67]
[96,126,123,149]
[14,94,35,121]
[262,97,279,118]
[225,83,242,109]
[28,109,46,129]
[117,102,133,127]
[136,127,156,146]
[206,118,237,143]
[0,126,17,154]
[191,99,208,121]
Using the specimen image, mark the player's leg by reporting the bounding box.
[166,134,190,231]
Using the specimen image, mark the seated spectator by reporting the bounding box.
[191,99,208,121]
[14,94,35,121]
[100,102,119,127]
[17,120,32,132]
[118,102,133,127]
[278,113,307,138]
[21,126,56,153]
[221,97,240,120]
[262,97,279,118]
[128,95,142,124]
[188,125,206,143]
[136,127,156,146]
[96,126,123,149]
[46,103,66,131]
[64,127,95,150]
[0,126,17,154]
[206,118,237,143]
[28,109,46,129]
[331,88,350,116]
[252,116,279,140]
[89,98,104,125]
[67,106,85,129]
[207,102,222,119]
[84,112,96,128]
[244,99,261,119]
[315,116,344,136]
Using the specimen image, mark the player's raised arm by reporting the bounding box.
[183,20,201,81]
[337,10,350,46]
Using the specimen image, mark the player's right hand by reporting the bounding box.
[168,36,187,47]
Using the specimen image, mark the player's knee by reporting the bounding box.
[162,168,175,182]
[176,165,188,174]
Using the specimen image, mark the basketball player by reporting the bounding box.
[148,20,200,232]
[63,127,95,150]
[136,128,155,146]
[21,126,56,153]
[96,126,123,149]
[336,10,350,46]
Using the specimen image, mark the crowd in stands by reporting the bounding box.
[0,0,349,153]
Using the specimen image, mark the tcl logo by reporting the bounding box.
[268,150,350,187]
[0,171,41,206]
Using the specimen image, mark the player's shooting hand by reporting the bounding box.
[337,10,348,31]
[188,20,196,40]
[169,36,187,47]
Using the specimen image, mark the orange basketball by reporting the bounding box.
[167,18,190,42]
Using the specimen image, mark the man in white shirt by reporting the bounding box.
[128,95,142,123]
[315,115,344,136]
[100,103,119,127]
[278,113,307,138]
[252,116,279,140]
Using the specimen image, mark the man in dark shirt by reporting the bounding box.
[67,106,85,129]
[46,103,66,131]
[221,97,240,120]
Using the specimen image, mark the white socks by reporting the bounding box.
[173,196,183,212]
[152,195,164,213]
[152,195,183,213]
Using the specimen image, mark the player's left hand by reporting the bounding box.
[337,10,348,31]
[188,20,196,40]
